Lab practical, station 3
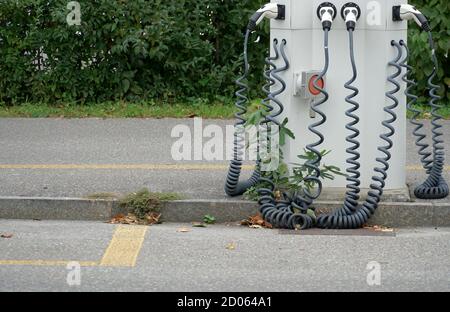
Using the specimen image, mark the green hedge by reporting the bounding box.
[0,0,268,103]
[407,0,449,104]
[0,0,448,104]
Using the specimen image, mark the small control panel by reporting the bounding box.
[294,71,326,118]
[294,71,325,99]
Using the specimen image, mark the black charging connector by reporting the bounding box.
[392,5,402,21]
[277,4,286,20]
[247,4,286,31]
[392,4,430,31]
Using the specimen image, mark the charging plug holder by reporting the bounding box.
[341,2,361,20]
[317,2,337,21]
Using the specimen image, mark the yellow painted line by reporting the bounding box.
[99,225,148,267]
[0,164,255,171]
[0,260,98,266]
[0,225,148,267]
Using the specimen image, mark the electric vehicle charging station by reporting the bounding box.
[271,0,407,194]
[225,1,448,229]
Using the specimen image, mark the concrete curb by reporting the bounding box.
[0,196,116,221]
[0,196,449,227]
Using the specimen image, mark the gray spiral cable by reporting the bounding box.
[260,41,279,124]
[408,33,448,199]
[318,40,402,229]
[266,28,332,229]
[341,29,361,214]
[301,29,330,206]
[399,41,433,174]
[258,29,331,230]
[257,39,314,230]
[225,30,261,196]
[316,28,361,228]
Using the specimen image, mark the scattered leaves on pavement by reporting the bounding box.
[145,212,162,225]
[109,213,138,224]
[108,212,161,226]
[1,233,13,239]
[241,214,272,229]
[364,225,394,232]
[226,242,236,250]
[177,227,191,233]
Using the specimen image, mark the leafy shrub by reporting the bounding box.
[0,1,447,106]
[0,0,268,104]
[407,0,449,104]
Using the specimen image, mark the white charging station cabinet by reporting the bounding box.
[270,0,409,198]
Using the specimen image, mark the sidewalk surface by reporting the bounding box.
[0,220,448,292]
[0,118,449,201]
[0,119,448,292]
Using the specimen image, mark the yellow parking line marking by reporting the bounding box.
[0,164,255,171]
[0,225,148,267]
[0,260,98,266]
[99,225,148,267]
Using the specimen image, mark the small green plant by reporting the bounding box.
[243,186,260,201]
[244,150,346,202]
[119,188,181,219]
[243,102,345,202]
[289,149,347,193]
[203,214,216,225]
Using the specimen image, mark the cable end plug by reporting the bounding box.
[341,2,361,31]
[247,3,285,31]
[393,4,430,32]
[317,2,337,31]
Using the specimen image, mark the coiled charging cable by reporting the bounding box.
[225,29,261,196]
[400,35,449,199]
[257,39,317,230]
[318,40,403,228]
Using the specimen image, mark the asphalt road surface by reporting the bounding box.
[0,118,448,200]
[0,220,448,292]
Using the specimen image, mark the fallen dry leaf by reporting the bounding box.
[364,225,394,232]
[192,222,206,228]
[241,214,272,229]
[1,233,13,239]
[125,214,138,224]
[274,190,282,201]
[109,213,126,224]
[226,242,236,250]
[109,212,161,226]
[177,227,190,233]
[146,212,161,225]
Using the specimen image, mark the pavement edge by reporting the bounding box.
[0,196,448,227]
